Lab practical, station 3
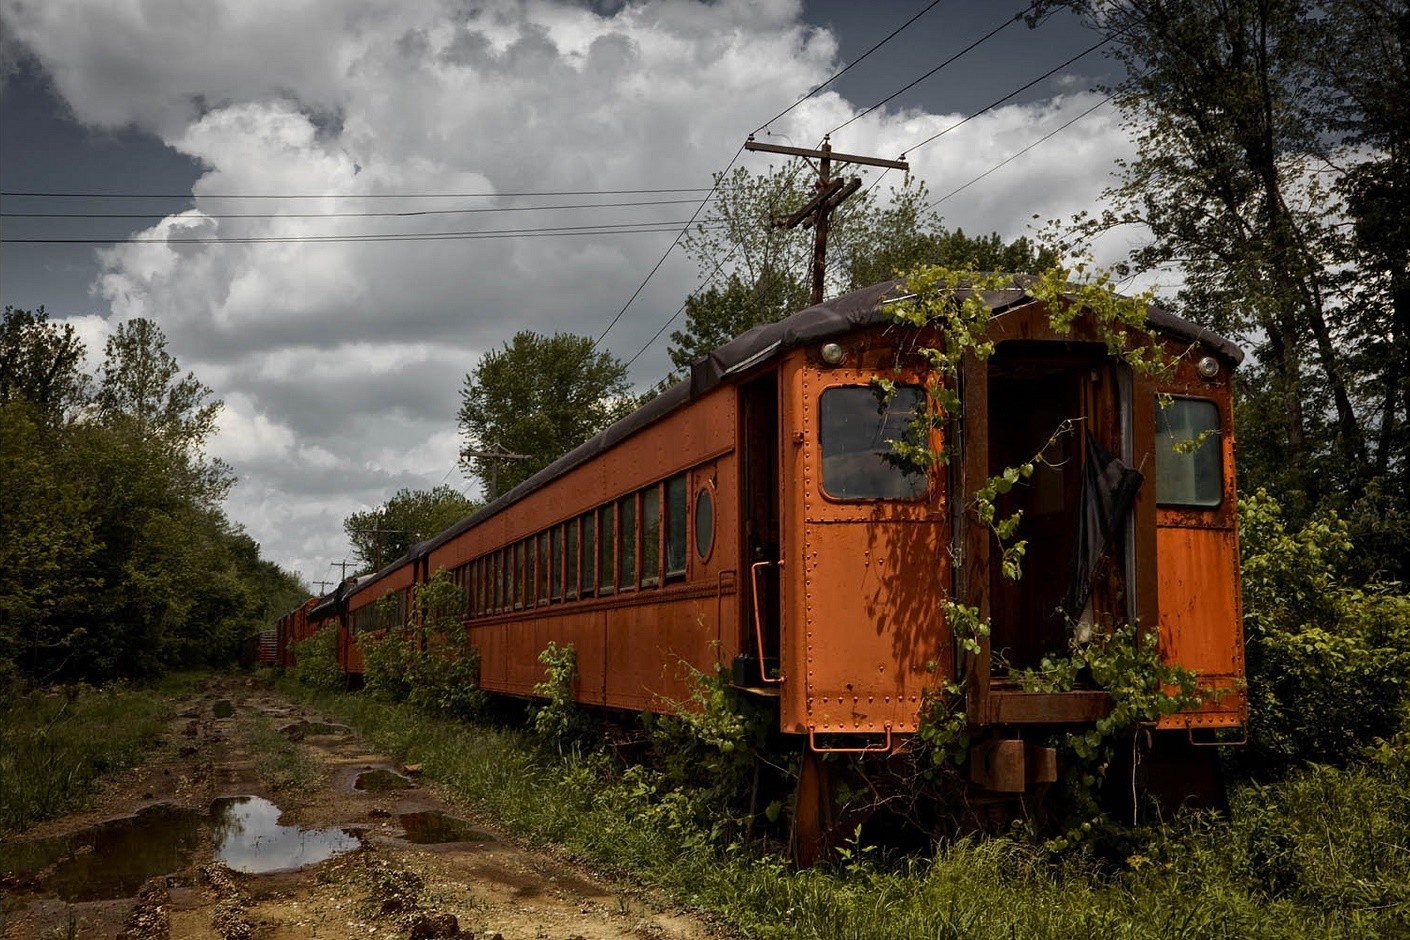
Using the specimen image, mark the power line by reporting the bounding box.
[0,219,727,245]
[589,144,745,350]
[828,1,1035,138]
[753,0,947,135]
[0,197,705,220]
[624,243,742,369]
[0,186,713,199]
[897,34,1114,157]
[927,92,1116,208]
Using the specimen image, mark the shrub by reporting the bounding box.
[532,641,583,745]
[1238,490,1410,773]
[289,625,343,692]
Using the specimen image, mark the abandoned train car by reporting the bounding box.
[281,276,1247,828]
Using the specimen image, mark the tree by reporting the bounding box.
[0,306,90,423]
[1039,0,1408,577]
[97,318,221,455]
[344,485,479,572]
[458,332,635,500]
[669,166,1057,375]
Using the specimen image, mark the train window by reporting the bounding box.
[666,474,687,578]
[598,505,615,593]
[819,386,929,500]
[497,550,507,613]
[550,526,562,602]
[1156,397,1223,508]
[566,519,580,599]
[536,533,549,605]
[695,487,715,559]
[641,485,661,587]
[582,512,596,596]
[618,494,638,590]
[514,541,526,610]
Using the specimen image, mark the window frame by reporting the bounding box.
[597,504,615,595]
[640,483,662,588]
[617,493,638,591]
[817,383,931,503]
[1154,394,1225,510]
[694,484,715,561]
[665,473,688,580]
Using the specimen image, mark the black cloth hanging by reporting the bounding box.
[1064,432,1144,621]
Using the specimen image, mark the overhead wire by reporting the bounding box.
[752,0,947,135]
[0,187,713,199]
[0,219,728,245]
[895,33,1113,157]
[623,243,743,369]
[926,91,1117,208]
[0,198,706,220]
[826,1,1036,138]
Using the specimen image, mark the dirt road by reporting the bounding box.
[0,678,717,939]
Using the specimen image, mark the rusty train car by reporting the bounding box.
[277,277,1247,839]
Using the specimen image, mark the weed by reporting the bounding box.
[240,711,319,792]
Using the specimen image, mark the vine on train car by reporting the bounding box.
[879,263,1209,818]
[532,642,584,747]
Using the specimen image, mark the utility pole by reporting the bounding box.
[461,445,533,500]
[311,579,335,594]
[744,135,909,305]
[354,527,410,571]
[330,559,356,580]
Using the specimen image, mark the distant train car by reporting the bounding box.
[303,277,1247,847]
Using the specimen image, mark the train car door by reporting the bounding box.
[778,354,949,744]
[739,373,781,685]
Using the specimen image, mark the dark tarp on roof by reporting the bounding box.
[348,277,1244,597]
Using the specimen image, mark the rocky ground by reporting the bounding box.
[0,677,717,940]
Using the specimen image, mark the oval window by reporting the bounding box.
[694,488,714,559]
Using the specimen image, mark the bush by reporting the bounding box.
[363,629,486,722]
[1238,490,1410,772]
[289,626,343,692]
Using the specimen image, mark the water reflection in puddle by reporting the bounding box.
[213,796,362,874]
[353,768,414,792]
[396,811,492,845]
[0,797,361,901]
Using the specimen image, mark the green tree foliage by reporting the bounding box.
[0,308,305,683]
[667,165,1057,376]
[1042,0,1409,578]
[458,331,635,499]
[1238,489,1410,774]
[343,485,479,573]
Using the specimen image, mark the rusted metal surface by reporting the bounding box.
[969,739,1027,792]
[985,690,1113,724]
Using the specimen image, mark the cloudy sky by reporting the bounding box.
[0,0,1139,587]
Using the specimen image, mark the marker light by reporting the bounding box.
[820,342,845,365]
[1197,356,1220,380]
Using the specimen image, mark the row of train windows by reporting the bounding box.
[349,590,406,635]
[453,473,712,618]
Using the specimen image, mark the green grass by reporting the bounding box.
[281,680,1410,939]
[240,710,320,792]
[0,685,173,835]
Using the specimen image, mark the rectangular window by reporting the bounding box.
[1156,397,1223,508]
[512,542,523,610]
[497,551,507,613]
[665,474,688,577]
[566,519,580,599]
[819,385,929,500]
[598,505,615,593]
[582,512,596,596]
[641,486,661,587]
[550,526,562,602]
[618,494,638,590]
[537,533,549,604]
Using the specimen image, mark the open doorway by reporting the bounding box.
[984,342,1133,675]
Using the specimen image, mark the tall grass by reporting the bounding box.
[284,682,1410,938]
[0,685,171,834]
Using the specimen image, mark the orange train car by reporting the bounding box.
[300,277,1247,829]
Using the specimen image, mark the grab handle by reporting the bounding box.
[749,559,784,684]
[809,724,894,754]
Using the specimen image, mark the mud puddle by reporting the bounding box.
[396,811,492,845]
[0,796,361,901]
[353,767,415,791]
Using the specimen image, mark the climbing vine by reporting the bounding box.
[877,262,1209,818]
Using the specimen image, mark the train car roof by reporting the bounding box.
[348,276,1243,597]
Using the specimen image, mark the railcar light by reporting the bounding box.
[820,342,846,365]
[1197,356,1220,380]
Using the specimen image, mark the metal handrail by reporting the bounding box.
[749,559,784,684]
